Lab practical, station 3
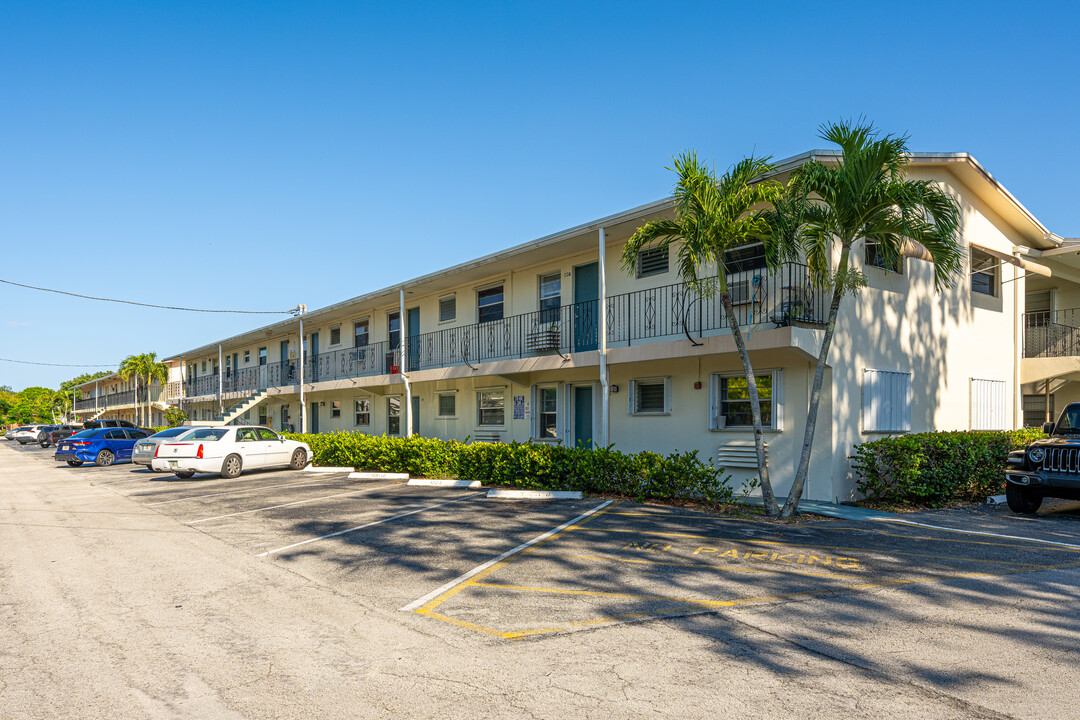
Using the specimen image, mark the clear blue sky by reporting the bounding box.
[2,0,1077,390]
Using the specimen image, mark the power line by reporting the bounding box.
[0,278,294,314]
[0,357,115,368]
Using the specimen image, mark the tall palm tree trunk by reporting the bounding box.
[782,247,850,517]
[719,289,779,516]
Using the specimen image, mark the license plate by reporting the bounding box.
[168,460,178,468]
[60,445,69,451]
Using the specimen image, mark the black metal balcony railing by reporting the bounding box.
[179,264,825,402]
[1024,310,1080,358]
[74,389,139,411]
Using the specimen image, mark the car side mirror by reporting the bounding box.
[280,437,286,443]
[1043,421,1055,435]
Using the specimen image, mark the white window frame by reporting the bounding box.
[387,395,402,436]
[628,377,671,416]
[970,377,1007,431]
[438,294,457,324]
[353,318,370,348]
[476,282,506,324]
[353,396,371,427]
[476,386,506,428]
[533,384,560,441]
[328,325,342,348]
[862,368,912,433]
[435,390,457,419]
[330,400,341,419]
[708,369,784,431]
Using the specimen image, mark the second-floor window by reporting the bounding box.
[971,248,999,297]
[439,295,456,322]
[329,326,341,346]
[723,243,767,274]
[637,247,669,277]
[354,320,369,347]
[388,312,401,349]
[478,285,504,323]
[539,272,561,323]
[865,240,902,273]
[258,348,267,366]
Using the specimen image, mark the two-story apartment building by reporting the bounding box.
[72,363,184,427]
[153,150,1076,501]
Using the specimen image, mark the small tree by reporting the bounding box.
[621,152,784,514]
[776,119,964,517]
[164,406,187,428]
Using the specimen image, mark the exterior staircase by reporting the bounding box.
[193,390,268,427]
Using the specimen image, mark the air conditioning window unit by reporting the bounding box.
[730,280,752,305]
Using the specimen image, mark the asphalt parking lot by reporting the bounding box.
[4,438,1080,718]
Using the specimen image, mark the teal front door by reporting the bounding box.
[411,396,420,435]
[573,385,593,449]
[311,402,319,434]
[407,306,420,371]
[310,333,320,382]
[573,262,599,352]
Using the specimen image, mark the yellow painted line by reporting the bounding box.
[608,511,758,523]
[472,581,734,606]
[586,527,1044,567]
[415,609,508,638]
[524,550,861,580]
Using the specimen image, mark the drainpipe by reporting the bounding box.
[218,344,224,419]
[299,312,306,433]
[401,288,412,438]
[1013,251,1022,429]
[598,227,609,447]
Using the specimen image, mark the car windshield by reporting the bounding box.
[69,429,100,439]
[186,429,228,441]
[150,427,192,439]
[1055,405,1080,432]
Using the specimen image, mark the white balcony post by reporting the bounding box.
[299,312,306,433]
[218,344,224,418]
[599,227,609,448]
[401,288,412,438]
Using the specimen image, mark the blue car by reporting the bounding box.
[54,427,152,467]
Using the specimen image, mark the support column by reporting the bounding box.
[299,312,306,433]
[218,344,224,418]
[598,227,609,448]
[401,288,412,438]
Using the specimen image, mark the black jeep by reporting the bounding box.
[1005,403,1080,514]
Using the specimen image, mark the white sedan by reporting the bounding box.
[150,426,311,479]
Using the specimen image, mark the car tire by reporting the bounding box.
[95,449,115,467]
[66,460,83,467]
[1006,484,1042,514]
[175,471,195,479]
[290,448,307,470]
[220,454,243,479]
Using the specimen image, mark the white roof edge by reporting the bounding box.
[73,372,119,389]
[164,149,1059,360]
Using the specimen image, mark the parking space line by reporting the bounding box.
[256,493,485,557]
[143,477,353,506]
[186,482,403,524]
[524,551,861,580]
[591,527,1048,566]
[880,518,1080,551]
[400,500,614,612]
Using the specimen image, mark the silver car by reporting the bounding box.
[132,427,209,469]
[13,425,47,444]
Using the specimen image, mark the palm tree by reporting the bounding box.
[776,119,964,517]
[621,152,785,515]
[118,355,141,426]
[120,353,170,427]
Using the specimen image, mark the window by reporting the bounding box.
[1023,394,1055,429]
[862,369,911,433]
[244,350,250,363]
[331,400,341,418]
[478,285,504,323]
[630,378,669,414]
[539,272,561,323]
[329,326,341,346]
[637,247,669,277]
[971,248,999,297]
[723,243,767,274]
[537,387,557,439]
[354,398,371,426]
[437,393,456,418]
[711,373,779,429]
[865,240,902,273]
[354,320,369,348]
[970,378,1007,430]
[280,404,291,432]
[477,389,505,426]
[258,348,267,366]
[259,405,270,427]
[439,295,456,322]
[201,360,207,373]
[388,312,401,349]
[387,397,401,435]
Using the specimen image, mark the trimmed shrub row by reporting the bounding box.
[850,429,1045,506]
[282,431,735,503]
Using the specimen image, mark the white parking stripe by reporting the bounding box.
[186,482,402,524]
[256,493,485,557]
[144,476,352,506]
[882,518,1080,551]
[399,499,612,612]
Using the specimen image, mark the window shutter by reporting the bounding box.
[439,296,456,322]
[862,369,912,432]
[438,394,456,417]
[330,327,341,345]
[970,378,1007,430]
[637,247,669,277]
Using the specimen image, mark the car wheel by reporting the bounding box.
[290,448,307,470]
[1006,484,1042,514]
[220,454,243,479]
[66,460,83,467]
[95,449,115,467]
[175,471,195,479]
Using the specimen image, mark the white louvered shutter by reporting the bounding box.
[970,378,1007,430]
[862,369,912,432]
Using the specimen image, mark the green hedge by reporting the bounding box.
[283,431,734,503]
[850,429,1044,506]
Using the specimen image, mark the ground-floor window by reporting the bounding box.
[354,398,371,426]
[537,387,557,439]
[710,370,782,430]
[1023,394,1055,428]
[259,405,270,427]
[477,389,505,426]
[387,397,401,435]
[331,400,341,418]
[862,369,911,433]
[629,377,669,415]
[436,392,456,418]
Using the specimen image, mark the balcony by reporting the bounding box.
[1024,310,1080,358]
[178,263,825,401]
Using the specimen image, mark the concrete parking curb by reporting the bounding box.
[408,479,482,489]
[486,489,583,500]
[303,466,354,473]
[349,471,410,480]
